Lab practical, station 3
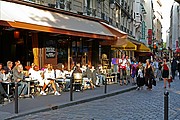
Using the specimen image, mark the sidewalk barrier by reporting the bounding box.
[104,77,107,94]
[15,82,18,114]
[70,77,73,101]
[164,91,169,120]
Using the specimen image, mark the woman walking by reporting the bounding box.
[144,59,154,90]
[131,60,137,85]
[162,58,171,88]
[136,61,145,90]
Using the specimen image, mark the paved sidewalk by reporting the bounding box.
[0,83,136,120]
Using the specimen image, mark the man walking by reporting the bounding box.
[171,58,177,80]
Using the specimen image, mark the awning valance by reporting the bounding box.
[136,43,151,52]
[111,38,137,50]
[0,1,115,40]
[99,22,137,50]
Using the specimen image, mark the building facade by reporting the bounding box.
[0,0,151,70]
[152,0,163,56]
[169,2,179,51]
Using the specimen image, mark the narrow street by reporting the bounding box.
[15,77,180,120]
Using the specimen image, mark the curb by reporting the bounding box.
[5,86,136,120]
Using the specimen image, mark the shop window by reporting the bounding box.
[72,40,89,65]
[57,40,68,64]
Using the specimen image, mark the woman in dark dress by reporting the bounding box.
[144,59,154,90]
[177,58,180,80]
[136,62,145,90]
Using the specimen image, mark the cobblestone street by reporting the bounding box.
[15,77,180,120]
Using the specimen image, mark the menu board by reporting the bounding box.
[45,39,56,58]
[46,47,56,58]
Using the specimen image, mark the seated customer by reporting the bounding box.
[29,65,44,92]
[85,65,95,89]
[0,68,9,101]
[40,64,61,96]
[12,64,28,97]
[55,63,70,91]
[72,63,83,92]
[0,68,7,81]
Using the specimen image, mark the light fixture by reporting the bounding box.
[14,31,20,39]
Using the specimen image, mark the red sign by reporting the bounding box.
[148,29,152,45]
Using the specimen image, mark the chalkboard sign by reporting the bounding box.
[46,47,56,58]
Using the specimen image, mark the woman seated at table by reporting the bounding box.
[55,63,70,91]
[40,64,61,96]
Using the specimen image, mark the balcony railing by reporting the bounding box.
[24,0,72,10]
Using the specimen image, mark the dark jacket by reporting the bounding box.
[178,62,180,72]
[171,59,177,70]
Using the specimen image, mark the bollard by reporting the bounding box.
[104,78,107,94]
[70,77,73,101]
[15,82,18,114]
[164,91,169,120]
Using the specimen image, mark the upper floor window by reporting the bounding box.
[84,0,94,15]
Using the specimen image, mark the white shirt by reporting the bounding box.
[55,69,68,79]
[0,72,7,81]
[44,69,55,79]
[30,69,43,81]
[138,69,144,78]
[28,68,34,76]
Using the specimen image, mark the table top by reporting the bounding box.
[2,81,14,84]
[24,78,38,82]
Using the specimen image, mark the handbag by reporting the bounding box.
[168,76,173,83]
[152,78,156,86]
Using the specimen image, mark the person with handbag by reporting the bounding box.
[162,58,171,88]
[144,59,154,90]
[136,61,145,90]
[119,54,128,85]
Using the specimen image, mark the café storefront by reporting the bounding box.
[0,1,116,70]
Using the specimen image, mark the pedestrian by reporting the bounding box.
[130,60,137,85]
[144,59,154,90]
[119,54,128,85]
[162,58,171,88]
[171,58,177,80]
[136,61,145,90]
[153,59,159,79]
[125,55,131,84]
[178,60,180,80]
[157,58,163,81]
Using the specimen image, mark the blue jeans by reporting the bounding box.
[18,81,28,95]
[98,75,105,85]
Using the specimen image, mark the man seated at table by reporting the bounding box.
[29,65,44,93]
[55,63,70,91]
[12,64,28,97]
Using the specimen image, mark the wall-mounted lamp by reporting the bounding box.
[14,31,20,39]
